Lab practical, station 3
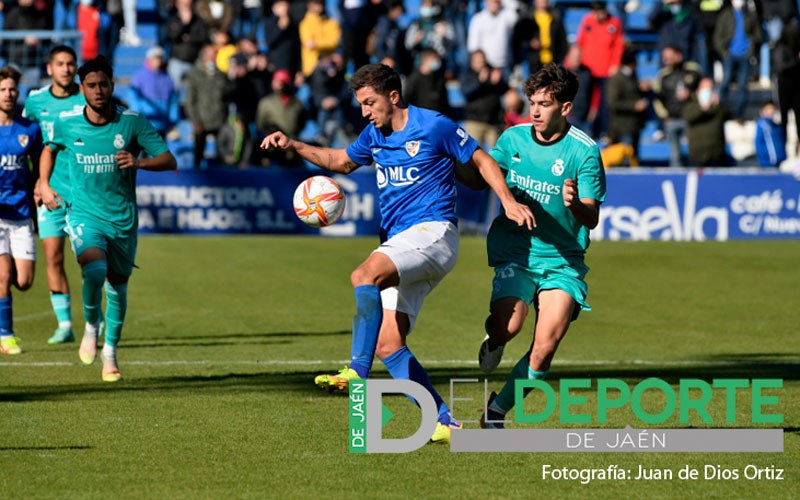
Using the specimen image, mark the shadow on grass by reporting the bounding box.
[121,330,351,349]
[0,445,92,451]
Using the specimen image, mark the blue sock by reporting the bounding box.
[0,295,12,336]
[103,281,127,348]
[82,261,107,326]
[382,346,451,425]
[349,285,382,378]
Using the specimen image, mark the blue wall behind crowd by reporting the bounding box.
[136,169,800,240]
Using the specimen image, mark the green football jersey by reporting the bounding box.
[50,107,169,233]
[23,85,85,202]
[488,124,606,267]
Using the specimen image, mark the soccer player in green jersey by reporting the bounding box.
[24,45,86,345]
[478,64,607,428]
[39,56,177,382]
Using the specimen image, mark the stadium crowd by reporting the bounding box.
[1,0,800,168]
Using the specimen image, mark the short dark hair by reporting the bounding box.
[523,63,579,103]
[349,64,403,99]
[78,56,114,83]
[0,66,22,85]
[49,45,77,63]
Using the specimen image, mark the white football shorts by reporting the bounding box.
[0,218,36,260]
[375,220,459,331]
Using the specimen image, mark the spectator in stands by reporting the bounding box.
[575,1,624,137]
[601,131,639,167]
[693,0,723,77]
[196,0,234,37]
[755,100,787,168]
[76,1,102,61]
[228,36,271,130]
[129,46,180,139]
[467,0,518,75]
[502,87,529,129]
[403,48,449,114]
[652,45,703,167]
[563,44,594,135]
[263,0,301,77]
[773,21,800,155]
[97,0,124,65]
[339,0,382,73]
[405,0,457,76]
[512,0,568,78]
[605,48,647,160]
[255,69,307,166]
[120,0,141,46]
[713,0,761,118]
[460,49,507,149]
[683,77,733,166]
[2,0,50,68]
[212,29,237,73]
[373,0,412,75]
[218,109,253,168]
[759,0,800,88]
[233,0,264,41]
[185,43,235,167]
[649,0,705,71]
[167,0,210,88]
[308,51,352,148]
[298,0,341,78]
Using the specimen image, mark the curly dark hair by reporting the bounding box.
[78,56,114,83]
[522,63,579,104]
[349,64,403,99]
[0,66,21,85]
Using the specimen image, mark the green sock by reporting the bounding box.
[495,356,550,413]
[50,292,72,327]
[103,281,128,348]
[82,261,107,325]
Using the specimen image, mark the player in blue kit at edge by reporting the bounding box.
[261,63,534,443]
[0,67,42,355]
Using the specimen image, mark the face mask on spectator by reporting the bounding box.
[731,0,744,10]
[428,59,441,72]
[698,88,713,107]
[420,6,439,18]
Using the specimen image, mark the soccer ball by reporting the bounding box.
[293,175,347,228]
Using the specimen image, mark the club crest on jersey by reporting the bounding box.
[405,141,420,157]
[551,159,565,176]
[17,135,29,148]
[114,134,125,149]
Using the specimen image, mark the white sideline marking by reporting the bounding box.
[1,359,798,368]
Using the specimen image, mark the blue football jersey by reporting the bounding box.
[0,117,41,220]
[346,106,479,241]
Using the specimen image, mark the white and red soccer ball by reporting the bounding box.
[293,176,346,228]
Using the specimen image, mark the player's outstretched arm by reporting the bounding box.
[563,178,600,229]
[470,148,536,229]
[260,131,359,174]
[116,150,177,171]
[38,145,64,209]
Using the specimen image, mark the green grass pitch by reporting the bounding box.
[1,236,797,499]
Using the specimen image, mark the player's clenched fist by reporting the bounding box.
[563,178,578,207]
[260,131,293,151]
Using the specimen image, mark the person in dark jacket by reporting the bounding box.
[563,45,594,136]
[512,0,568,77]
[683,77,733,167]
[772,21,800,154]
[166,0,210,87]
[460,49,507,149]
[263,0,301,76]
[649,0,705,70]
[713,0,761,117]
[404,49,449,114]
[605,49,648,159]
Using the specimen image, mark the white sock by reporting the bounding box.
[84,322,99,339]
[102,344,117,360]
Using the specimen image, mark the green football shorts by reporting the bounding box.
[66,215,137,277]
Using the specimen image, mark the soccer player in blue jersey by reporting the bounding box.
[25,45,86,345]
[39,57,177,382]
[477,64,606,428]
[261,63,534,443]
[0,66,42,355]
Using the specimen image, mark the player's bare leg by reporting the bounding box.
[480,297,529,372]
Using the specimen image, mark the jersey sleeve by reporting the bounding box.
[345,127,374,166]
[135,114,170,157]
[48,114,67,152]
[489,131,511,172]
[577,145,606,203]
[436,116,479,165]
